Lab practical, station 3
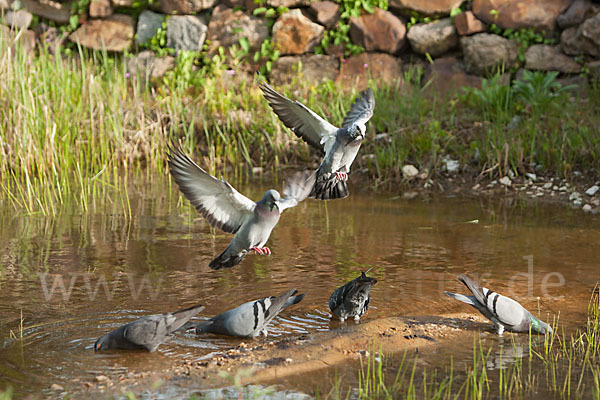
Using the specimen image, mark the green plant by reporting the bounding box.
[69,0,91,31]
[489,25,556,63]
[406,11,433,29]
[253,37,280,74]
[512,70,576,115]
[142,19,171,57]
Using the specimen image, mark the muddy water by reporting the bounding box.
[0,180,598,397]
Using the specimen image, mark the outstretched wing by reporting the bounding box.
[167,143,256,234]
[278,170,317,212]
[259,81,338,153]
[341,88,375,129]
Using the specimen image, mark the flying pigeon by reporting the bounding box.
[167,143,315,270]
[195,289,305,337]
[445,274,553,335]
[94,304,204,352]
[329,270,377,323]
[259,80,375,200]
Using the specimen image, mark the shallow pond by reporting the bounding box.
[0,180,598,398]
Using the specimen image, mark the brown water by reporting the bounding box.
[0,180,598,398]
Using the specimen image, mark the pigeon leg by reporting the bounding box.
[354,315,361,323]
[251,246,265,255]
[261,329,268,337]
[334,171,348,181]
[339,317,345,323]
[263,247,271,255]
[497,324,505,336]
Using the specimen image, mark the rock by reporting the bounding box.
[89,0,112,18]
[1,25,35,52]
[112,0,133,5]
[543,182,553,189]
[128,50,175,79]
[524,44,581,73]
[37,23,68,54]
[272,9,324,55]
[207,5,269,54]
[454,11,485,36]
[136,10,165,45]
[460,33,518,76]
[157,0,217,14]
[589,60,600,81]
[560,25,599,57]
[499,176,512,186]
[402,164,419,178]
[585,185,599,196]
[20,0,71,23]
[472,0,572,32]
[557,0,593,29]
[583,204,593,212]
[389,0,463,16]
[338,52,402,89]
[166,15,207,52]
[349,8,406,55]
[443,156,459,173]
[69,14,134,52]
[525,173,537,181]
[95,375,108,382]
[3,9,32,29]
[267,0,310,7]
[270,54,339,86]
[569,191,581,201]
[50,384,64,391]
[422,57,482,95]
[308,1,339,29]
[581,14,600,47]
[406,18,457,57]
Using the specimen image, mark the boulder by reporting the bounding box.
[349,8,406,55]
[222,0,257,10]
[89,0,112,18]
[460,33,518,75]
[157,0,217,14]
[136,10,165,45]
[472,0,572,32]
[272,9,324,55]
[128,51,175,79]
[166,15,207,52]
[308,1,340,29]
[20,0,71,24]
[524,44,582,73]
[3,9,33,29]
[207,5,269,53]
[388,0,463,16]
[557,0,593,29]
[267,0,310,7]
[406,18,457,57]
[560,25,599,57]
[581,13,600,47]
[453,11,485,36]
[422,57,483,95]
[1,25,36,53]
[270,54,339,85]
[338,52,402,89]
[69,14,135,52]
[112,0,133,6]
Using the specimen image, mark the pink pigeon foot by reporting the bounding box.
[334,171,348,181]
[251,246,271,255]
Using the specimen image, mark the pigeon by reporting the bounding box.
[445,274,553,335]
[195,289,305,337]
[329,270,377,323]
[167,143,315,270]
[94,304,204,352]
[259,80,375,200]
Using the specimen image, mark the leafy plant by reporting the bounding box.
[512,70,576,115]
[406,11,433,29]
[489,25,556,63]
[253,37,280,74]
[142,19,171,57]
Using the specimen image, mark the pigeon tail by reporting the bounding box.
[444,291,478,307]
[458,274,487,305]
[283,293,305,308]
[310,176,349,200]
[170,304,205,332]
[209,247,244,270]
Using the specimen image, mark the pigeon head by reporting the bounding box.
[529,315,553,335]
[358,271,378,288]
[94,332,117,351]
[347,124,366,141]
[258,189,281,212]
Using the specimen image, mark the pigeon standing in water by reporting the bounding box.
[167,143,315,270]
[94,304,204,352]
[445,274,553,335]
[329,270,377,323]
[259,81,375,200]
[195,289,305,338]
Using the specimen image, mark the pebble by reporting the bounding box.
[543,182,552,189]
[583,204,593,213]
[559,186,568,192]
[569,192,581,201]
[536,192,544,197]
[573,199,583,207]
[499,176,511,186]
[443,156,460,173]
[50,384,64,391]
[95,375,109,382]
[402,164,419,179]
[585,185,599,196]
[552,185,558,191]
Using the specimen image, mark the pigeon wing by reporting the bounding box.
[263,289,298,326]
[122,315,171,347]
[341,88,375,129]
[278,170,317,212]
[485,293,528,327]
[259,81,338,153]
[168,144,256,234]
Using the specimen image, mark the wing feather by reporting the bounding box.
[341,88,375,128]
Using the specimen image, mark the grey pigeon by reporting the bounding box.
[167,143,315,270]
[195,289,305,337]
[259,80,375,200]
[94,304,204,352]
[329,270,377,323]
[445,274,553,335]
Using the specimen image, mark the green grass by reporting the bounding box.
[1,30,600,215]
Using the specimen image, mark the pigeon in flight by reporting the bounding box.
[259,80,375,200]
[94,304,204,352]
[445,274,553,335]
[195,289,305,337]
[167,143,315,270]
[329,270,377,323]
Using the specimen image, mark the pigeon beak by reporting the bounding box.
[271,201,280,212]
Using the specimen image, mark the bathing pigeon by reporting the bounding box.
[259,80,375,200]
[167,143,315,270]
[195,289,305,337]
[445,274,553,335]
[94,304,204,352]
[329,270,377,323]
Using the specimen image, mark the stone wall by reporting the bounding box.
[2,0,600,88]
